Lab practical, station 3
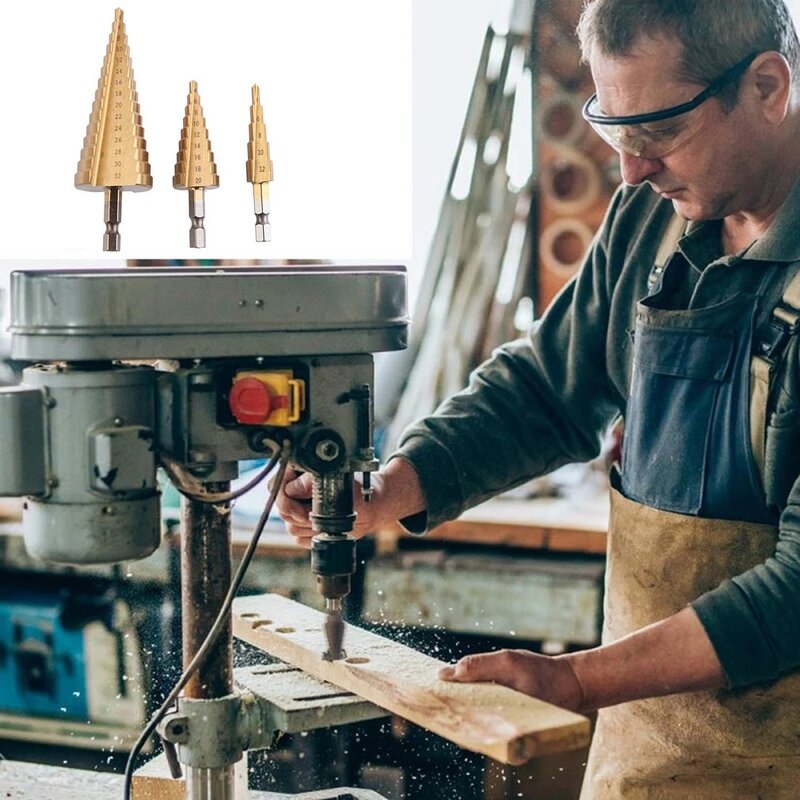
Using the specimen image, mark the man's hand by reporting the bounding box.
[439,649,586,712]
[439,608,726,714]
[274,456,427,548]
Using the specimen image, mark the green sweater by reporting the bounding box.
[394,179,800,689]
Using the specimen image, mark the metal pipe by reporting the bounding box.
[181,484,235,798]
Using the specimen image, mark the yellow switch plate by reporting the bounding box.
[233,370,306,426]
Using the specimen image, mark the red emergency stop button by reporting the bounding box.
[229,377,273,424]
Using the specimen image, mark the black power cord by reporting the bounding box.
[160,453,278,505]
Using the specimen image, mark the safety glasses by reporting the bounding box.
[582,52,759,158]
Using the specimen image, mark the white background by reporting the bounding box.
[0,0,411,263]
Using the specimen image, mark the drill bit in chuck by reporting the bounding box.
[174,81,220,248]
[75,8,152,251]
[323,598,346,662]
[246,84,274,242]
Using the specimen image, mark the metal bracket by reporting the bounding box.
[158,664,387,773]
[234,662,387,747]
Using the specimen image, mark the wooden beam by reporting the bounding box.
[232,594,590,765]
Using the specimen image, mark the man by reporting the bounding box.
[278,1,800,796]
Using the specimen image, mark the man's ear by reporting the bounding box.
[750,51,792,124]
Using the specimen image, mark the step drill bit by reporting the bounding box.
[174,81,220,248]
[75,8,152,252]
[246,84,274,242]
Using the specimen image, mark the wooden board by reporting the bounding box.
[232,594,590,764]
[375,493,609,556]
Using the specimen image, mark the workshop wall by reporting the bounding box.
[413,0,800,311]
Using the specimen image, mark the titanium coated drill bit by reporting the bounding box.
[246,84,274,242]
[173,81,219,248]
[75,8,152,251]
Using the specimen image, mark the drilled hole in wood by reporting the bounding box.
[345,656,370,665]
[275,627,295,633]
[250,619,273,629]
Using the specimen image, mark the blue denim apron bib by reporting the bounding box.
[620,275,775,523]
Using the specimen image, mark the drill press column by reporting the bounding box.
[181,485,235,800]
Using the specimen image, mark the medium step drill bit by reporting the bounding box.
[75,8,152,251]
[174,81,219,248]
[246,84,274,242]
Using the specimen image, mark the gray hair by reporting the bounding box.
[577,0,800,104]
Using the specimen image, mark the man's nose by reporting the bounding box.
[619,151,663,185]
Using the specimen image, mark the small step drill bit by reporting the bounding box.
[323,598,346,662]
[246,84,274,242]
[174,81,219,248]
[75,8,152,251]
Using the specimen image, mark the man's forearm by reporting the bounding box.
[564,606,726,712]
[380,455,427,521]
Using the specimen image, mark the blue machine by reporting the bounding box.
[0,580,116,719]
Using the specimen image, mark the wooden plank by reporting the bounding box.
[546,528,607,555]
[456,495,608,533]
[374,494,609,555]
[376,518,606,555]
[232,593,590,764]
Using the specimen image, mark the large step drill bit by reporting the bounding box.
[75,8,152,252]
[246,84,274,242]
[173,81,220,248]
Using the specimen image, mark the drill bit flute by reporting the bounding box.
[174,81,219,248]
[75,8,152,251]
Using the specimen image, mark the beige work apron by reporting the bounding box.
[580,483,800,799]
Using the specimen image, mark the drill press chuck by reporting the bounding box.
[310,533,356,599]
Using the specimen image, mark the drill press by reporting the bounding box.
[0,265,407,799]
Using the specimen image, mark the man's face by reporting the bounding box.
[590,37,761,220]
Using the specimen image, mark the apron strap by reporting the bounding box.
[750,268,800,483]
[647,213,688,291]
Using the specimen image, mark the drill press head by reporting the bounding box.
[0,267,403,576]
